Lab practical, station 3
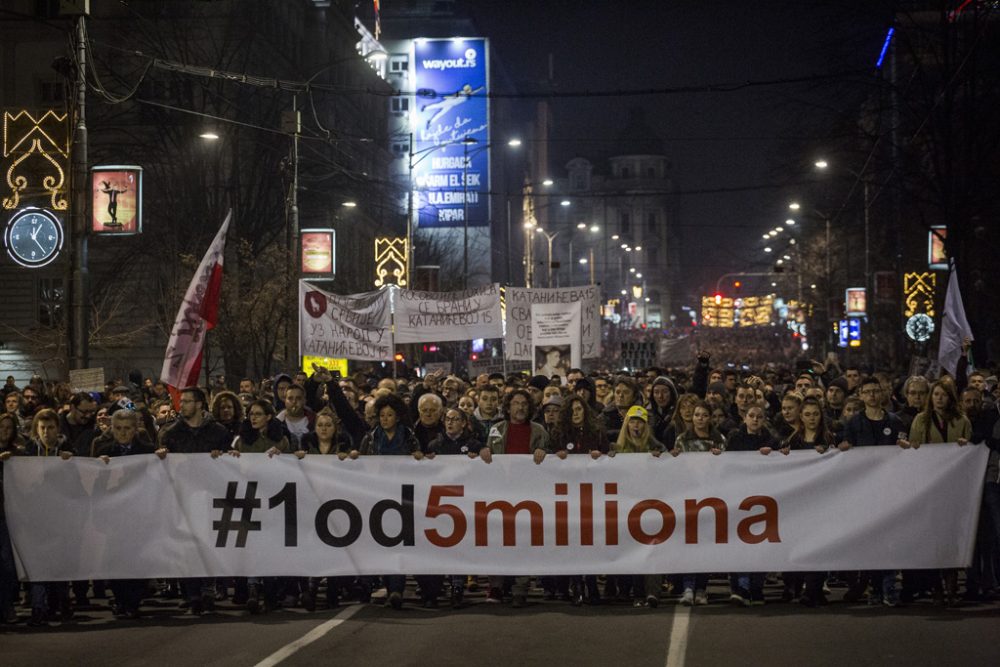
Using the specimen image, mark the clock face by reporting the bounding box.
[4,208,64,268]
[905,313,935,343]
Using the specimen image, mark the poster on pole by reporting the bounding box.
[298,282,393,361]
[90,165,142,235]
[505,286,600,361]
[531,301,581,378]
[394,283,502,343]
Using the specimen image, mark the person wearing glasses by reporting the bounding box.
[839,376,907,607]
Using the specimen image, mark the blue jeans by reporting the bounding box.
[682,574,708,592]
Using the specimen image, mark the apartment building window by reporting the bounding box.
[390,96,410,113]
[389,56,409,74]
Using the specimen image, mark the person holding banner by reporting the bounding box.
[92,410,156,619]
[0,413,27,624]
[359,393,422,610]
[609,406,667,609]
[22,409,74,626]
[484,389,551,607]
[427,407,486,609]
[840,376,907,606]
[904,380,972,606]
[156,387,232,616]
[671,401,726,606]
[603,377,643,444]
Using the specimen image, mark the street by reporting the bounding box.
[3,578,998,666]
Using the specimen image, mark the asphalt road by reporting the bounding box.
[3,578,999,666]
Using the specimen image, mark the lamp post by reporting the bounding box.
[568,223,600,286]
[534,227,559,287]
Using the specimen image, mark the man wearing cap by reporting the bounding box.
[540,394,563,433]
[825,376,850,423]
[526,375,549,408]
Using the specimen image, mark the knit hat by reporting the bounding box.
[829,376,849,392]
[707,381,727,396]
[574,377,595,395]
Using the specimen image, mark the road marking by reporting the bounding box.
[665,606,691,667]
[253,603,364,667]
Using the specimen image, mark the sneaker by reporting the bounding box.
[694,590,708,606]
[750,597,766,606]
[882,597,899,608]
[632,598,645,608]
[388,591,403,610]
[646,595,659,609]
[729,592,747,607]
[485,587,503,604]
[680,589,694,606]
[512,595,527,608]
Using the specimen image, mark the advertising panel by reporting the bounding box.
[845,287,867,317]
[928,226,947,270]
[300,229,335,279]
[91,166,142,234]
[411,38,490,229]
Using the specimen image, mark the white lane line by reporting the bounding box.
[253,603,364,667]
[665,605,691,667]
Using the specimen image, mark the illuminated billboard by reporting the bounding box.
[410,38,490,229]
[928,226,947,270]
[845,287,866,317]
[91,165,142,235]
[300,229,335,279]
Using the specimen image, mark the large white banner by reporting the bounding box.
[3,445,987,581]
[299,283,393,361]
[394,284,502,344]
[505,286,601,361]
[531,301,581,378]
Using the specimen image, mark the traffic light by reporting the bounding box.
[734,280,741,289]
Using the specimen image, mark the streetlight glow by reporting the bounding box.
[815,160,828,169]
[560,200,571,207]
[342,201,357,208]
[789,202,801,211]
[634,245,642,251]
[590,224,600,233]
[579,258,588,264]
[764,247,772,253]
[542,179,554,186]
[199,132,220,140]
[786,218,795,225]
[507,138,522,147]
[611,234,620,240]
[577,222,586,229]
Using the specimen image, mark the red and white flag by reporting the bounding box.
[160,211,231,390]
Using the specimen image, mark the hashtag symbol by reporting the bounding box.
[213,481,262,548]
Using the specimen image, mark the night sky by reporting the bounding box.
[465,0,894,298]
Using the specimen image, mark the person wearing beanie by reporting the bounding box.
[526,375,550,407]
[648,376,678,445]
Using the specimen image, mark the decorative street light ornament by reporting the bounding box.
[2,109,69,211]
[91,165,142,235]
[374,236,408,287]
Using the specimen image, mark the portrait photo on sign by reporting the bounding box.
[534,344,571,378]
[90,167,142,234]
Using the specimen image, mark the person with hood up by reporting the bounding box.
[648,376,678,445]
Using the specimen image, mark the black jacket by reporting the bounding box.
[158,412,232,453]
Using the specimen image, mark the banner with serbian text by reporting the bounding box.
[531,301,581,378]
[3,445,987,581]
[394,283,502,343]
[299,282,393,361]
[506,286,601,361]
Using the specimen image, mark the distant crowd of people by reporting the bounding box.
[1,339,998,626]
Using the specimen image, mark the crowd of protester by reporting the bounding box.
[1,338,998,626]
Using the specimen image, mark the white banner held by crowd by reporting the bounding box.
[299,282,393,361]
[531,301,581,378]
[394,283,502,344]
[4,445,987,581]
[505,286,600,361]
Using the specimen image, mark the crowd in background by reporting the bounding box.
[1,340,998,626]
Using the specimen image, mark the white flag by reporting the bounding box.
[937,265,974,378]
[160,211,231,389]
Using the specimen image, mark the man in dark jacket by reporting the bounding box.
[155,387,231,615]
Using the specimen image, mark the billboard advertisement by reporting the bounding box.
[411,38,490,229]
[91,165,142,234]
[845,287,867,317]
[300,229,335,279]
[928,226,947,270]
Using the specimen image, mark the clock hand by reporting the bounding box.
[30,225,40,241]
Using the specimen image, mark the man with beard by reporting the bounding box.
[484,389,550,607]
[156,387,231,616]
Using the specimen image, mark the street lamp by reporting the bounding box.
[534,227,559,287]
